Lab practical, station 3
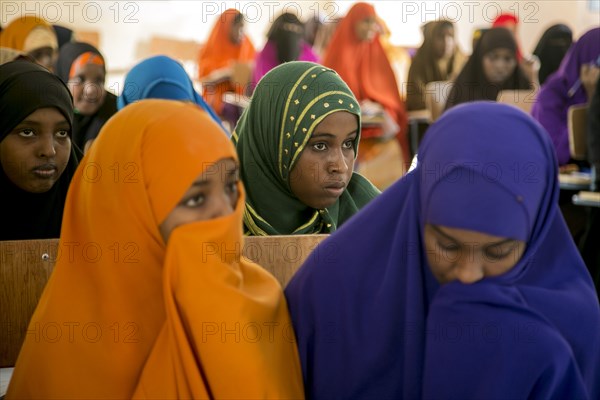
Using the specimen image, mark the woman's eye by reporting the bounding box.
[343,140,354,149]
[484,245,513,261]
[18,129,35,137]
[226,181,239,195]
[438,242,459,252]
[312,143,327,151]
[56,130,70,138]
[183,194,205,208]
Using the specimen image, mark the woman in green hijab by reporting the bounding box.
[233,61,380,235]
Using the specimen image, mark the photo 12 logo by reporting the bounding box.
[1,1,140,25]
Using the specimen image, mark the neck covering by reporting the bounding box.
[7,100,304,399]
[233,61,380,235]
[286,102,600,399]
[322,2,409,159]
[445,27,531,111]
[533,24,573,85]
[0,60,78,241]
[117,55,223,129]
[0,16,56,52]
[55,41,117,149]
[407,20,464,110]
[197,9,256,115]
[532,27,600,165]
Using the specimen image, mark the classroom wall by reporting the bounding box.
[2,0,599,92]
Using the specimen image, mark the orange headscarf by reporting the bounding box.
[198,9,256,115]
[0,16,57,52]
[7,100,304,399]
[322,3,408,161]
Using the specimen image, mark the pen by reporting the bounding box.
[568,54,600,97]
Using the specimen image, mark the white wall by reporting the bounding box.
[2,0,598,92]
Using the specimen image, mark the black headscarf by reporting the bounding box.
[267,13,305,64]
[0,60,80,240]
[533,24,573,85]
[52,25,74,49]
[445,27,531,111]
[55,41,117,149]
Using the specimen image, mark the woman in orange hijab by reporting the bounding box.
[7,100,304,399]
[0,15,58,71]
[198,9,255,118]
[322,3,409,164]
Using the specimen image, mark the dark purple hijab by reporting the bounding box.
[532,27,600,165]
[285,102,600,399]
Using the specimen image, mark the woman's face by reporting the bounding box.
[0,107,71,193]
[229,20,245,45]
[159,158,240,242]
[289,111,358,210]
[355,16,378,42]
[482,48,517,84]
[68,62,106,116]
[424,224,526,284]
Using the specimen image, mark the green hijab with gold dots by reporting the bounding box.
[233,62,379,235]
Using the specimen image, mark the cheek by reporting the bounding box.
[56,140,72,172]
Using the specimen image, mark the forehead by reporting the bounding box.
[428,224,512,244]
[71,62,105,77]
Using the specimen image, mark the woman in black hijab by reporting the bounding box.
[0,60,80,240]
[55,42,117,152]
[445,27,531,111]
[533,24,573,85]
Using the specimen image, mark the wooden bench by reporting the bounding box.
[497,89,538,114]
[0,235,327,367]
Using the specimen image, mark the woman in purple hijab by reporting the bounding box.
[285,102,600,399]
[252,13,319,85]
[532,27,600,166]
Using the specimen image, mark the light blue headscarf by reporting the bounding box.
[118,55,224,130]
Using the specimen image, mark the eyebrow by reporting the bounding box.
[15,120,70,127]
[310,130,358,139]
[431,225,515,246]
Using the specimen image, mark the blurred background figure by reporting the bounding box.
[198,9,255,128]
[53,25,75,50]
[252,13,319,86]
[445,27,531,111]
[406,20,467,111]
[0,16,58,71]
[55,42,117,152]
[323,2,409,188]
[533,24,573,85]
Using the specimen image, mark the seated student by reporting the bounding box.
[0,15,58,71]
[445,27,531,112]
[198,9,255,118]
[285,102,600,399]
[7,100,304,399]
[55,41,117,153]
[533,24,573,85]
[252,13,319,85]
[233,62,380,235]
[117,55,222,128]
[322,2,409,164]
[406,20,467,111]
[532,27,600,166]
[0,60,80,241]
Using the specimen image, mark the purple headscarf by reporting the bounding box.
[532,27,600,165]
[285,102,600,399]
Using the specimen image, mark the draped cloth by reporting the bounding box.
[322,2,409,161]
[286,102,600,399]
[7,100,304,400]
[233,61,379,236]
